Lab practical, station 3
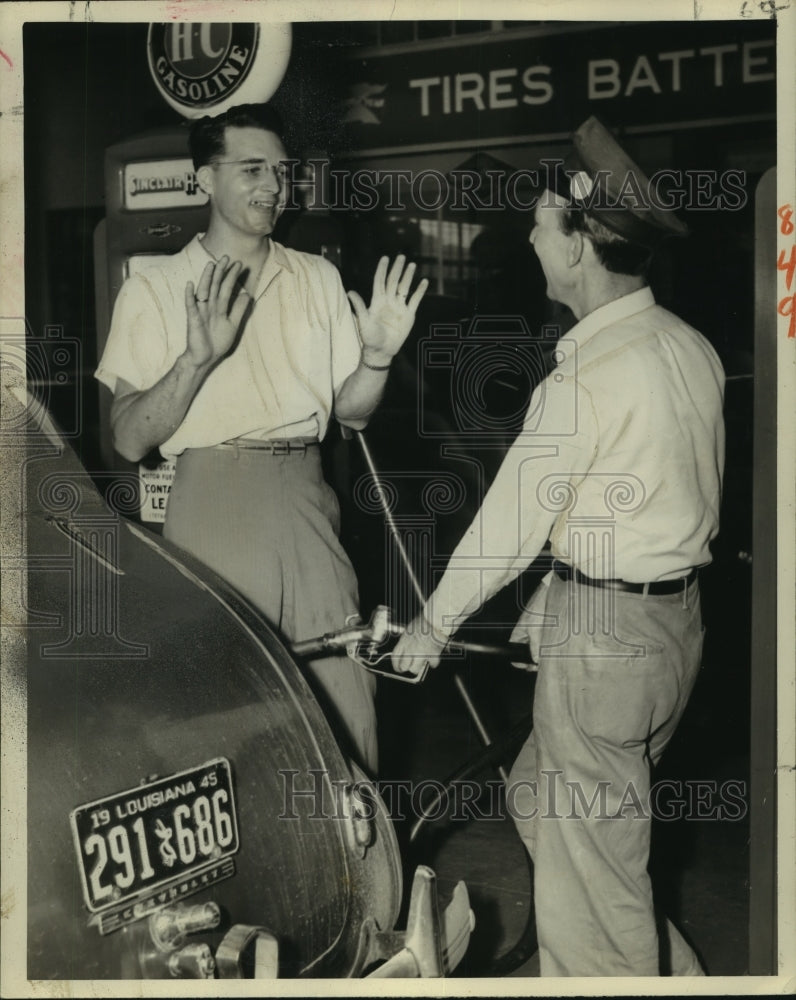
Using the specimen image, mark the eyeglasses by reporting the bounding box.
[212,159,290,179]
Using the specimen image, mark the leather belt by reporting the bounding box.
[553,560,697,595]
[215,437,319,456]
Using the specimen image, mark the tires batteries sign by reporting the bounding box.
[341,20,775,153]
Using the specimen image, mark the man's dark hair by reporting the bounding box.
[560,207,652,277]
[189,104,285,170]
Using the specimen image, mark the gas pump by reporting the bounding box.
[94,128,208,525]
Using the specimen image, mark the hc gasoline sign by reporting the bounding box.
[147,22,292,119]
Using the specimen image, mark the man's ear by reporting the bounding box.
[196,164,214,197]
[567,230,585,268]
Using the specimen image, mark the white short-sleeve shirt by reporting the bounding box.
[96,236,362,457]
[424,287,727,636]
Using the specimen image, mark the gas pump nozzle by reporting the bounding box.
[293,606,533,684]
[291,605,401,658]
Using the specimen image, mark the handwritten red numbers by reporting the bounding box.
[778,205,795,339]
[778,246,796,288]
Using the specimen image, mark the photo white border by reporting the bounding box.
[1,1,793,996]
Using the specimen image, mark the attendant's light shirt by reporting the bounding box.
[425,287,726,638]
[96,236,362,457]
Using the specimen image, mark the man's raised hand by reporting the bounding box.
[184,257,250,368]
[347,255,429,366]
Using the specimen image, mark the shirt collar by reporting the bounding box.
[259,239,293,285]
[185,234,294,278]
[557,286,655,361]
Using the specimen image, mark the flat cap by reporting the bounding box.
[549,116,689,249]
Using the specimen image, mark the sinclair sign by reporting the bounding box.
[147,22,292,119]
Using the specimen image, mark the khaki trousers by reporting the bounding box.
[509,572,706,976]
[163,444,378,774]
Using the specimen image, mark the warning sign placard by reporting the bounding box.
[139,459,176,523]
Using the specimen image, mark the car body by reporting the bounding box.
[3,381,469,980]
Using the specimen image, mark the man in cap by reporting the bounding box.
[97,104,427,775]
[392,117,724,976]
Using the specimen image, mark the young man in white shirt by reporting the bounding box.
[97,104,427,774]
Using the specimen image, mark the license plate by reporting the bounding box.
[70,758,239,913]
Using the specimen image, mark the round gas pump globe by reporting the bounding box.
[147,22,292,119]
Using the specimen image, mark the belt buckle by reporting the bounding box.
[271,440,290,456]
